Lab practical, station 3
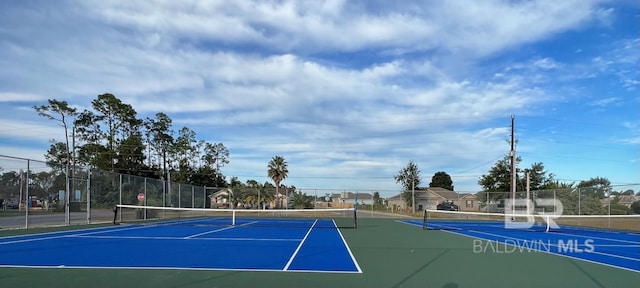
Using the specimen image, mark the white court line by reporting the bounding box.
[593,244,640,247]
[283,219,317,271]
[396,220,640,272]
[418,220,639,244]
[184,221,258,239]
[468,229,640,262]
[0,224,158,245]
[71,235,300,241]
[333,219,363,273]
[548,230,640,244]
[438,228,640,273]
[0,225,121,240]
[0,264,362,274]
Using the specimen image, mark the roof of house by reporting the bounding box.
[615,195,639,204]
[459,193,478,200]
[428,187,459,200]
[387,187,466,201]
[209,188,232,198]
[331,192,373,200]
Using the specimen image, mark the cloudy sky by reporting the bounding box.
[0,0,638,197]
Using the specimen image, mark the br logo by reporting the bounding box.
[503,199,563,229]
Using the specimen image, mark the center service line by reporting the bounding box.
[283,219,318,271]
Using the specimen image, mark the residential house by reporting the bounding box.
[601,195,640,208]
[323,192,373,208]
[208,187,294,209]
[617,195,640,208]
[387,187,481,212]
[458,193,480,211]
[209,188,232,208]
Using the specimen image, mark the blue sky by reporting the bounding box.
[0,0,638,197]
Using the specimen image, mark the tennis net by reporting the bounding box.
[115,204,357,229]
[424,209,640,233]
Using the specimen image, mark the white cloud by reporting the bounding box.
[588,97,621,107]
[0,120,60,142]
[78,0,604,57]
[0,93,46,102]
[0,0,637,194]
[533,58,560,70]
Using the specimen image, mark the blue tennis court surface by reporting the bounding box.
[0,219,362,273]
[402,219,640,273]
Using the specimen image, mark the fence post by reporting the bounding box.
[65,160,70,225]
[87,169,91,224]
[144,178,147,220]
[578,188,581,215]
[119,174,123,223]
[25,159,30,228]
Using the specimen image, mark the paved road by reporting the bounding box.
[0,209,115,229]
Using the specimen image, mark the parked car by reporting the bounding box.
[5,199,19,209]
[436,201,459,211]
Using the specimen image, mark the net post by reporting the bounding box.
[423,209,428,230]
[545,215,550,232]
[232,209,236,226]
[113,205,118,225]
[354,192,358,229]
[353,207,358,229]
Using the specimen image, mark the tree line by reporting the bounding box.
[34,94,230,188]
[394,155,640,215]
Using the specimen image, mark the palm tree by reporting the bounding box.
[242,188,260,208]
[268,156,288,209]
[260,187,275,209]
[246,179,264,209]
[291,191,312,209]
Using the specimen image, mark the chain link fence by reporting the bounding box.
[2,154,638,229]
[0,155,217,229]
[475,184,640,215]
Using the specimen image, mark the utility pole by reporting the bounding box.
[525,170,530,213]
[162,145,167,208]
[411,177,415,213]
[510,115,516,215]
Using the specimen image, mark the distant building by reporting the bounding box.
[601,195,640,208]
[323,192,373,208]
[386,187,480,212]
[209,188,233,208]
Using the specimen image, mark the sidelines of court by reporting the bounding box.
[402,219,640,273]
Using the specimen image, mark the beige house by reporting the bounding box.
[458,193,480,211]
[208,187,294,209]
[386,187,480,212]
[601,195,640,208]
[321,192,373,208]
[209,188,233,208]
